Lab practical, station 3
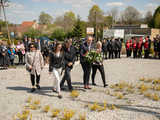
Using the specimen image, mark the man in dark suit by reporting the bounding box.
[23,36,29,52]
[60,39,77,91]
[80,36,93,89]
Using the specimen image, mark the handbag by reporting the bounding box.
[26,52,37,72]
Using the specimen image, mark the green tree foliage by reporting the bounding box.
[72,16,84,39]
[23,28,41,38]
[51,28,65,41]
[88,5,104,25]
[104,16,113,28]
[39,11,53,25]
[54,11,76,33]
[153,6,160,28]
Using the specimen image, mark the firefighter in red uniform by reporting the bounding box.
[137,37,143,58]
[132,38,138,58]
[126,40,130,57]
[129,38,133,57]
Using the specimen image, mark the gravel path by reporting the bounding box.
[0,57,160,120]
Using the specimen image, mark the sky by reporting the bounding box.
[3,0,160,24]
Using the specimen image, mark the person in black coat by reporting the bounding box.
[0,42,10,68]
[108,39,114,59]
[80,36,94,89]
[102,39,108,59]
[23,36,29,52]
[153,37,158,58]
[60,39,77,91]
[157,37,160,59]
[49,42,64,99]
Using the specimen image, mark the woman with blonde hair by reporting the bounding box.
[91,41,108,87]
[49,42,64,99]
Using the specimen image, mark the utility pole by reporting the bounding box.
[0,0,12,44]
[95,11,97,41]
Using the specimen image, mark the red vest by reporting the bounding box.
[144,41,149,49]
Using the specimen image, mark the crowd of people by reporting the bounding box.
[0,37,50,68]
[24,36,107,98]
[0,34,160,98]
[101,35,160,59]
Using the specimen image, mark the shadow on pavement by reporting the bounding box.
[6,86,58,98]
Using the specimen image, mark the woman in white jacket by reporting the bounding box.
[25,43,44,92]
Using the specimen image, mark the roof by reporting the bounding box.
[21,21,35,28]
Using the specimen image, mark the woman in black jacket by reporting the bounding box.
[49,42,64,99]
[92,41,108,87]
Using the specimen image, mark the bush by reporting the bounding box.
[51,28,65,41]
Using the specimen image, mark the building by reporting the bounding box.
[111,24,160,40]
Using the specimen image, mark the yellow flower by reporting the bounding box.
[43,105,50,113]
[79,113,86,120]
[51,108,60,118]
[70,90,79,98]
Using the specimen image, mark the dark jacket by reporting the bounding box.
[102,41,108,52]
[49,52,64,72]
[80,42,94,63]
[63,45,77,68]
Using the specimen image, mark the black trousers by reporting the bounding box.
[137,49,142,58]
[144,49,149,58]
[117,50,121,58]
[30,72,40,86]
[114,50,118,58]
[109,50,113,59]
[133,50,137,58]
[126,49,130,57]
[60,66,72,90]
[10,59,14,65]
[18,52,23,64]
[81,62,92,86]
[92,64,106,86]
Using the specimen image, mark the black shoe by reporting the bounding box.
[36,85,40,89]
[104,84,108,87]
[30,88,36,92]
[69,87,73,91]
[58,95,62,99]
[92,83,97,86]
[60,87,65,91]
[52,88,57,93]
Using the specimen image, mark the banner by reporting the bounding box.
[103,29,114,38]
[114,29,124,38]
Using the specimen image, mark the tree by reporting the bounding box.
[88,5,104,25]
[39,11,53,25]
[54,11,76,33]
[72,16,84,39]
[152,6,160,28]
[23,28,41,38]
[144,11,153,27]
[108,7,118,23]
[88,5,104,40]
[154,14,160,28]
[122,6,141,24]
[63,11,76,32]
[103,16,113,28]
[51,28,65,41]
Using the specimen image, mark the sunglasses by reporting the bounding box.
[30,46,34,48]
